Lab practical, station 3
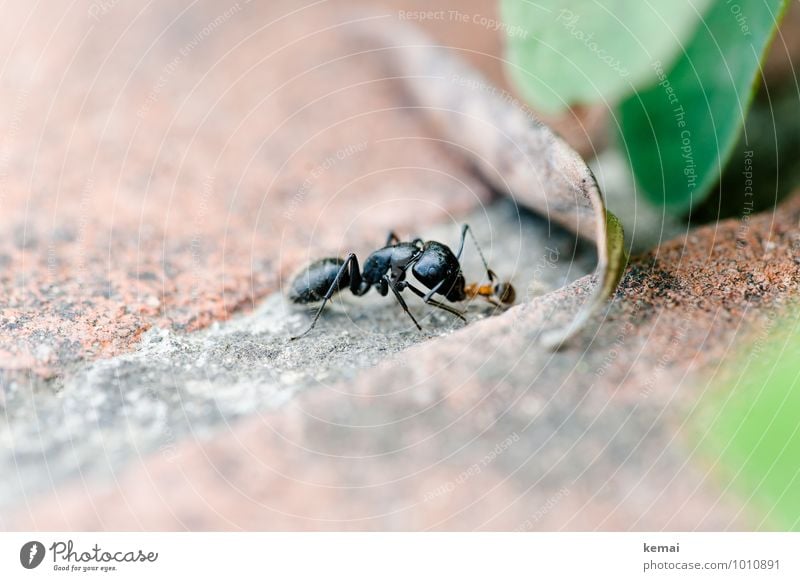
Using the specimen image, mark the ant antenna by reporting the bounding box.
[455,224,496,282]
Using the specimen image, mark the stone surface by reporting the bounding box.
[0,0,504,378]
[2,0,800,532]
[9,194,800,531]
[1,201,595,516]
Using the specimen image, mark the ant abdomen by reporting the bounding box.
[493,282,516,305]
[287,257,349,304]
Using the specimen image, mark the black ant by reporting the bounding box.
[287,224,516,339]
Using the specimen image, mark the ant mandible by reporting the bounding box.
[287,224,516,340]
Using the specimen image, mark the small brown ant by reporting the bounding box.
[287,225,515,339]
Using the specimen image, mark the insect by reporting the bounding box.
[287,224,515,339]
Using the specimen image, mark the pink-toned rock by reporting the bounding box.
[13,194,800,531]
[4,0,800,533]
[0,0,503,376]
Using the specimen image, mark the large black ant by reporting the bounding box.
[287,224,516,339]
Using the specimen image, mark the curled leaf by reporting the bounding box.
[351,17,628,347]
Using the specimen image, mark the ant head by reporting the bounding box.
[492,281,516,305]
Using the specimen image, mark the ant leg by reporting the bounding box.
[421,279,445,303]
[291,253,360,340]
[403,281,466,322]
[383,276,422,331]
[385,231,401,246]
[375,277,389,296]
[455,224,496,282]
[348,253,368,296]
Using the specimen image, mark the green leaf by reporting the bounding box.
[501,0,712,114]
[695,318,800,530]
[617,0,788,213]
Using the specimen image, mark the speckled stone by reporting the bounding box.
[4,0,800,533]
[0,0,518,377]
[10,194,800,531]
